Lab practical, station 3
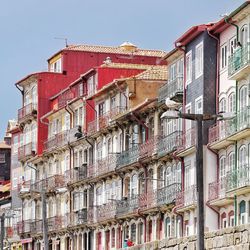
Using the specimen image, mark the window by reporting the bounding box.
[195,42,203,78]
[221,212,227,228]
[228,93,236,112]
[220,44,228,70]
[87,74,97,96]
[239,200,246,225]
[131,174,138,197]
[228,210,234,227]
[13,136,18,154]
[139,172,145,194]
[186,51,192,84]
[138,222,144,244]
[219,157,226,181]
[229,36,237,55]
[97,142,103,160]
[0,154,5,163]
[185,163,191,189]
[50,58,62,73]
[165,217,171,238]
[169,63,177,81]
[96,187,102,206]
[195,96,203,114]
[111,228,115,248]
[241,25,248,47]
[98,102,105,117]
[31,86,37,105]
[74,107,84,127]
[65,113,70,130]
[219,98,227,113]
[131,223,136,243]
[107,138,112,154]
[228,152,235,173]
[239,86,248,109]
[110,96,116,110]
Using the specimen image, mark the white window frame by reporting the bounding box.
[195,96,203,114]
[195,42,203,79]
[220,43,228,70]
[186,51,192,85]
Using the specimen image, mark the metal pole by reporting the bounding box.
[42,191,49,250]
[196,119,204,250]
[0,213,4,250]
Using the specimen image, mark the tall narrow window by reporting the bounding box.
[229,36,237,55]
[220,44,228,70]
[219,98,227,113]
[131,174,138,197]
[195,96,203,114]
[195,42,203,78]
[241,25,248,47]
[98,102,105,117]
[186,51,192,84]
[228,93,236,112]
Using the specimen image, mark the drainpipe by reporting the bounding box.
[207,29,220,113]
[234,141,238,226]
[225,17,240,43]
[15,83,24,105]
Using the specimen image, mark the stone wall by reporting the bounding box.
[159,224,250,250]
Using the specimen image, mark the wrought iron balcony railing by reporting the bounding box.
[116,196,139,217]
[208,107,250,145]
[227,165,250,192]
[157,131,182,157]
[18,142,36,161]
[95,154,118,176]
[176,185,197,208]
[208,178,227,202]
[158,76,183,104]
[228,43,250,78]
[157,183,182,206]
[96,202,117,222]
[139,136,159,159]
[44,130,68,152]
[18,103,37,124]
[177,127,196,152]
[17,220,34,234]
[30,174,66,193]
[117,146,139,169]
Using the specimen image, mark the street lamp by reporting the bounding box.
[161,100,234,250]
[24,164,49,250]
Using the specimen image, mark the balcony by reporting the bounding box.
[176,185,197,211]
[17,220,34,235]
[95,154,118,177]
[47,216,64,232]
[157,183,182,206]
[176,128,196,157]
[208,179,233,206]
[65,165,88,185]
[117,146,139,170]
[227,166,250,196]
[65,209,89,227]
[208,121,234,149]
[18,103,37,124]
[44,130,68,153]
[157,131,182,158]
[30,174,66,193]
[158,76,183,104]
[96,202,117,222]
[32,219,42,235]
[139,136,159,160]
[208,107,250,149]
[116,196,139,217]
[18,142,36,161]
[119,240,159,250]
[228,43,250,80]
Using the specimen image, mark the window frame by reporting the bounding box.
[195,42,203,79]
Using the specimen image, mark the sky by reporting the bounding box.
[0,0,245,138]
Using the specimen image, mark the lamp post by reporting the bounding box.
[161,103,234,250]
[25,165,49,250]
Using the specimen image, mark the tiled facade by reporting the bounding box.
[6,2,250,250]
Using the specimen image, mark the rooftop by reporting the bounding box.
[135,66,167,81]
[54,43,167,58]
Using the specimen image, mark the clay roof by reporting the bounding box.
[100,63,155,70]
[64,44,166,57]
[135,66,167,81]
[0,141,11,149]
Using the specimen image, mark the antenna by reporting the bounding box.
[54,37,68,47]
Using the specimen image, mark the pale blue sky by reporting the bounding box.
[0,0,244,138]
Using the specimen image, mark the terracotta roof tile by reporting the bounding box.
[65,44,166,57]
[135,66,167,81]
[101,63,155,70]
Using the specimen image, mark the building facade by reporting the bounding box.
[8,2,250,250]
